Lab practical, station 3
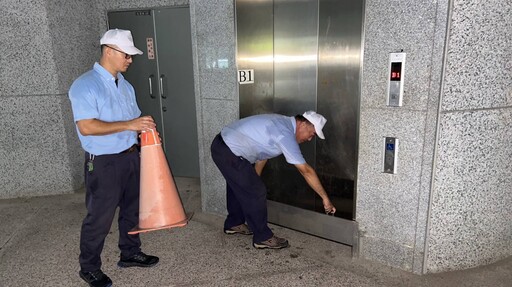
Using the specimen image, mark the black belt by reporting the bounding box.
[218,133,225,144]
[120,144,138,154]
[218,134,249,162]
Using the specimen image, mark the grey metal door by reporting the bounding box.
[107,10,162,140]
[236,0,364,246]
[154,8,199,179]
[108,7,199,178]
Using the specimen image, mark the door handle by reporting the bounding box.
[160,74,166,99]
[148,75,155,98]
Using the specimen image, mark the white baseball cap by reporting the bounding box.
[100,29,143,55]
[303,111,327,139]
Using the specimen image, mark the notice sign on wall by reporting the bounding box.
[146,38,155,60]
[238,69,254,84]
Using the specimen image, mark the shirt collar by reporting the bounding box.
[291,116,297,134]
[93,62,125,82]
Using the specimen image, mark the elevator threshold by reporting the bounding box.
[267,200,357,247]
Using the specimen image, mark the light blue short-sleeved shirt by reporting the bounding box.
[221,114,306,165]
[68,62,141,155]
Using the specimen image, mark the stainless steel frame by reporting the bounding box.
[267,201,359,246]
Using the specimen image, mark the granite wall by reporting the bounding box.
[357,0,511,274]
[0,0,90,198]
[0,0,191,199]
[356,0,450,273]
[426,0,512,272]
[189,0,238,216]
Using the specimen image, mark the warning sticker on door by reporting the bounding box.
[146,38,155,60]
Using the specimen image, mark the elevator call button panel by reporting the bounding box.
[383,137,398,174]
[387,52,406,107]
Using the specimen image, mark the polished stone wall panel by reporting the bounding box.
[46,0,100,93]
[0,0,58,96]
[427,109,512,272]
[0,0,89,198]
[0,95,81,198]
[357,108,427,271]
[357,0,449,273]
[190,0,239,215]
[199,98,238,215]
[193,0,237,101]
[361,1,438,110]
[411,0,450,274]
[441,0,512,111]
[425,0,512,272]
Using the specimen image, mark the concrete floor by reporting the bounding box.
[0,177,511,287]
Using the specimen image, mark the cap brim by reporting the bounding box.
[314,126,325,139]
[118,45,143,55]
[303,113,325,140]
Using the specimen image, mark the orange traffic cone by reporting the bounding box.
[129,128,192,234]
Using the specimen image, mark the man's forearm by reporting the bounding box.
[77,119,132,136]
[296,163,329,200]
[77,116,156,136]
[295,163,336,214]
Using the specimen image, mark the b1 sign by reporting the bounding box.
[238,69,254,84]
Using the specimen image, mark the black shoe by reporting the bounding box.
[79,270,112,287]
[117,251,159,268]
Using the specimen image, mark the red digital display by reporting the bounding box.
[390,62,402,81]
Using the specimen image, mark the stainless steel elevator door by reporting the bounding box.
[236,0,364,246]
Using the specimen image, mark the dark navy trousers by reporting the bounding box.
[79,150,141,272]
[210,134,273,243]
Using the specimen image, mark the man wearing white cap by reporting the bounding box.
[69,29,158,287]
[210,112,337,249]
